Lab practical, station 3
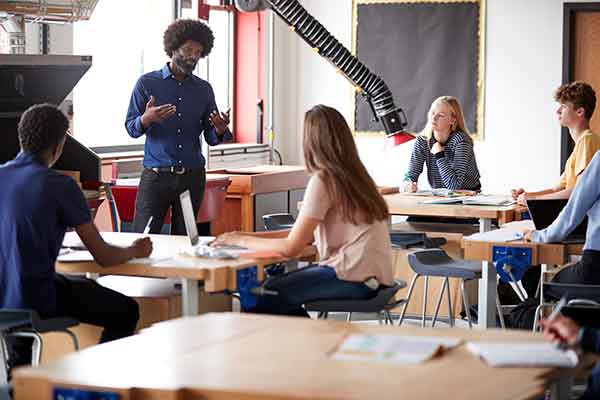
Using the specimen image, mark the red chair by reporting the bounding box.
[107,177,230,232]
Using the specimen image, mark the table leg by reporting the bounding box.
[181,278,199,316]
[478,218,497,329]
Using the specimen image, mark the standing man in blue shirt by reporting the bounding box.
[0,104,153,365]
[125,19,232,235]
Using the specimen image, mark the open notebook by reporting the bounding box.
[467,342,578,368]
[423,195,515,206]
[331,334,461,364]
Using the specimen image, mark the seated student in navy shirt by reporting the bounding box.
[0,104,153,365]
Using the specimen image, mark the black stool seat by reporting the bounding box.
[305,279,406,313]
[0,309,78,333]
[390,232,447,249]
[544,283,600,303]
[408,249,482,280]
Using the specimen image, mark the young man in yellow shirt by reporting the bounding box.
[512,81,599,205]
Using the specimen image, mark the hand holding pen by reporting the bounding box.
[539,297,581,350]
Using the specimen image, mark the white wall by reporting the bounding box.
[272,0,597,193]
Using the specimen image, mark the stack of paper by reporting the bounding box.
[331,334,461,364]
[466,342,578,367]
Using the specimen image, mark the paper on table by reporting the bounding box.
[466,342,578,367]
[114,178,140,186]
[57,250,94,262]
[461,195,516,206]
[421,197,465,205]
[331,334,461,364]
[62,231,85,249]
[464,229,524,242]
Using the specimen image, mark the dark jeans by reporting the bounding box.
[246,265,376,317]
[133,168,206,235]
[8,274,139,367]
[582,362,600,400]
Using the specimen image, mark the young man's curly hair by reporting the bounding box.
[18,104,68,155]
[163,19,214,58]
[554,81,597,120]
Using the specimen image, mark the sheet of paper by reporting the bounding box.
[462,195,516,206]
[57,250,94,262]
[114,178,140,186]
[331,334,461,365]
[464,229,524,242]
[421,197,465,205]
[466,342,578,368]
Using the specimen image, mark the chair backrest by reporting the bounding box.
[389,232,447,249]
[263,213,295,231]
[197,177,231,223]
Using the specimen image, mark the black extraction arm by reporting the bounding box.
[235,0,413,142]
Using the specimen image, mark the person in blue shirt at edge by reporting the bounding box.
[0,104,153,368]
[402,95,481,223]
[125,19,232,235]
[541,315,600,400]
[506,151,600,330]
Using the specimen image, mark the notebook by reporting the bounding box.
[422,195,515,206]
[331,334,461,365]
[461,195,516,206]
[527,199,587,243]
[466,342,578,368]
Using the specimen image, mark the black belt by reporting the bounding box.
[148,166,189,175]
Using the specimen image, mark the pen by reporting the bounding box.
[143,217,153,235]
[506,232,524,242]
[547,295,567,322]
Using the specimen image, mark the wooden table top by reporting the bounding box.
[384,193,525,223]
[57,232,315,292]
[12,313,571,400]
[462,221,584,265]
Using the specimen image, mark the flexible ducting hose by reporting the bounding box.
[262,0,409,136]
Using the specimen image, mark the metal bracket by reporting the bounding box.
[54,388,119,399]
[492,246,532,284]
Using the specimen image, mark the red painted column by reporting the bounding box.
[234,10,266,143]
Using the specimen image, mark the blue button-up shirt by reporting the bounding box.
[0,152,91,314]
[125,64,233,169]
[532,151,600,251]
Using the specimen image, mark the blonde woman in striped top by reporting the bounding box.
[403,96,481,192]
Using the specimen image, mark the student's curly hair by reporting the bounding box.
[18,104,68,155]
[554,81,596,120]
[163,19,214,58]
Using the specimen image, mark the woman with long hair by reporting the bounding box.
[212,105,393,316]
[403,96,481,192]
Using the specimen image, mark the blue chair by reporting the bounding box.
[0,309,78,383]
[399,249,505,329]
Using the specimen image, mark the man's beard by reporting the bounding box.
[173,54,198,74]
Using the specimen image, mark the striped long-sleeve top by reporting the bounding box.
[404,131,481,190]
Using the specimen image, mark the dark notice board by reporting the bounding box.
[354,1,482,136]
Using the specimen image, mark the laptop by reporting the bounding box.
[526,199,587,243]
[179,190,215,247]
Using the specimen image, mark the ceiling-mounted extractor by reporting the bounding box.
[0,0,99,23]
